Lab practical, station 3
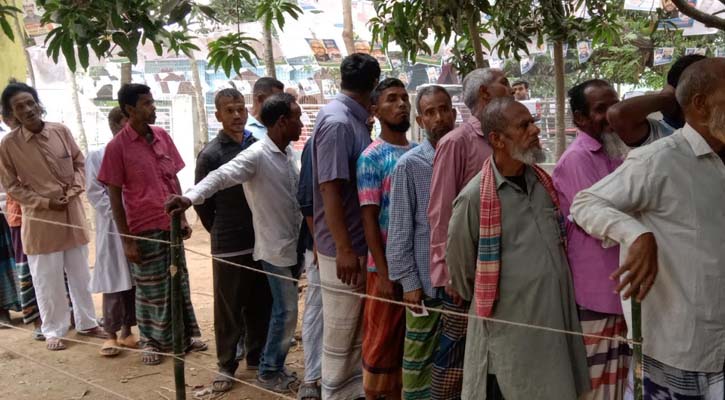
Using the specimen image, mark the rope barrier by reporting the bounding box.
[0,322,296,400]
[0,209,639,345]
[0,342,137,400]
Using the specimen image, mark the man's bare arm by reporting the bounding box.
[607,90,678,146]
[320,180,360,285]
[108,185,140,263]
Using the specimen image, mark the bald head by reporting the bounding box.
[676,58,725,112]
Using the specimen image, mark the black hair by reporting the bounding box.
[667,54,707,87]
[1,81,42,118]
[260,92,296,128]
[253,77,284,96]
[117,84,152,117]
[215,88,244,109]
[415,85,452,113]
[371,78,406,106]
[340,53,381,94]
[512,80,529,89]
[568,79,611,116]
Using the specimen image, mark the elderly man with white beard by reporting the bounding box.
[446,97,590,399]
[571,58,725,399]
[552,79,631,400]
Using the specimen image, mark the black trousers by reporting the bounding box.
[487,374,504,400]
[213,253,272,374]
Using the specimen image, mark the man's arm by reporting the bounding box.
[185,150,256,206]
[0,143,52,210]
[570,155,660,300]
[320,180,360,285]
[386,163,423,304]
[65,126,86,199]
[108,184,140,264]
[192,152,216,233]
[445,186,480,303]
[607,89,678,146]
[360,205,396,298]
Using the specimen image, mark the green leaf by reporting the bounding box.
[61,36,76,72]
[77,44,89,70]
[0,17,13,41]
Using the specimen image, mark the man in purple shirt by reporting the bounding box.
[552,79,631,399]
[311,53,380,400]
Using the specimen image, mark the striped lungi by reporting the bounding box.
[431,294,467,400]
[133,230,200,351]
[362,271,405,396]
[11,226,39,324]
[579,308,631,400]
[0,218,19,312]
[644,355,724,399]
[403,297,442,400]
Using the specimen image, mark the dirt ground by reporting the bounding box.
[0,217,307,400]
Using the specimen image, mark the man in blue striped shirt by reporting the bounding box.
[386,85,456,399]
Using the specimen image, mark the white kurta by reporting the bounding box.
[85,146,134,294]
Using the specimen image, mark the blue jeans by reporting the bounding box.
[302,250,323,383]
[259,260,301,377]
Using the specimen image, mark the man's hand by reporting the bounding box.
[403,288,424,312]
[336,247,361,286]
[444,284,464,306]
[49,197,69,211]
[122,237,142,264]
[164,195,192,216]
[375,275,396,300]
[180,217,192,240]
[612,233,658,301]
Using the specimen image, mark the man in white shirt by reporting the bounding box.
[571,58,725,399]
[165,93,304,394]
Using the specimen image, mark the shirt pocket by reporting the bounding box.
[56,154,75,184]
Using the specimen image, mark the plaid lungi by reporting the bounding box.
[431,294,467,400]
[0,217,19,312]
[133,230,201,351]
[11,226,39,324]
[644,355,724,400]
[579,308,631,400]
[403,297,442,400]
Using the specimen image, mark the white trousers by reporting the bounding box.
[27,245,98,339]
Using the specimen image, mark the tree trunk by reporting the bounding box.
[342,0,355,55]
[553,41,566,160]
[263,25,276,78]
[189,55,209,155]
[467,11,485,68]
[11,13,35,86]
[121,62,132,85]
[69,69,88,154]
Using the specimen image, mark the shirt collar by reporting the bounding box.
[682,123,715,158]
[576,130,603,153]
[467,116,484,138]
[124,123,156,143]
[262,135,285,154]
[21,124,48,142]
[247,114,265,127]
[491,156,536,193]
[420,139,435,161]
[217,129,253,144]
[336,93,369,123]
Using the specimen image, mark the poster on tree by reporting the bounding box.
[577,41,592,63]
[685,48,707,56]
[653,47,675,66]
[321,79,339,99]
[658,0,697,29]
[520,56,535,74]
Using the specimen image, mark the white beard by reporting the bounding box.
[602,132,630,160]
[511,145,547,165]
[708,108,725,144]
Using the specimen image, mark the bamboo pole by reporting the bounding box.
[170,214,186,400]
[632,300,643,400]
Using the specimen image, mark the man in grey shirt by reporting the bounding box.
[311,53,380,400]
[572,57,725,399]
[447,98,590,399]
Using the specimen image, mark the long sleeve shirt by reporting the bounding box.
[427,116,491,288]
[570,124,725,373]
[447,164,590,399]
[186,136,302,267]
[0,123,89,255]
[387,140,436,298]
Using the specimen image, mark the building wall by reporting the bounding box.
[0,2,27,85]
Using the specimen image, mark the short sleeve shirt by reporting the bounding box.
[98,124,185,234]
[357,138,416,271]
[312,94,372,257]
[638,118,676,147]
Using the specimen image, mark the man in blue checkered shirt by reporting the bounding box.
[386,85,457,400]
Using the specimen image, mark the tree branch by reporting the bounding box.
[671,0,725,30]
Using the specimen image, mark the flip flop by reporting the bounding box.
[185,338,208,353]
[142,346,162,366]
[32,328,45,341]
[77,326,109,339]
[99,340,120,357]
[212,374,234,393]
[118,334,139,349]
[47,338,66,351]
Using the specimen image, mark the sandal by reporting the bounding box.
[118,334,139,349]
[99,339,120,357]
[211,373,234,393]
[32,328,45,341]
[47,337,66,351]
[185,338,208,353]
[297,381,322,400]
[142,345,162,366]
[77,326,109,339]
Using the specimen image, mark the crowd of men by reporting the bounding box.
[0,51,723,400]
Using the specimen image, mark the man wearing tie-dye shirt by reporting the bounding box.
[357,78,416,399]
